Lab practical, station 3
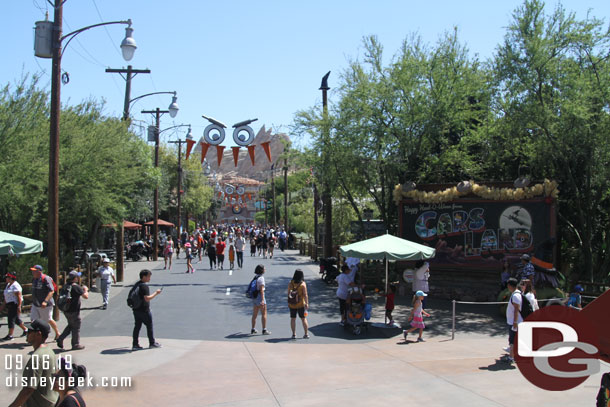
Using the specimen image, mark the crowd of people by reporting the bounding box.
[158,224,293,273]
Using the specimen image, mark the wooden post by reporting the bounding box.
[116,222,124,282]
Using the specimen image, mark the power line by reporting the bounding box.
[90,0,123,59]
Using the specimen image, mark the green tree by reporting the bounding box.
[492,0,610,281]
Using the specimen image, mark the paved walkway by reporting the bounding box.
[1,251,607,406]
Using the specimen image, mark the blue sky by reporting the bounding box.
[4,1,609,147]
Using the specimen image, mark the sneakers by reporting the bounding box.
[403,330,408,341]
[102,305,107,310]
[339,321,345,327]
[132,345,144,351]
[417,337,425,342]
[251,328,258,335]
[291,334,296,340]
[72,345,85,351]
[262,329,271,335]
[56,339,64,349]
[303,334,310,339]
[149,342,162,349]
[2,335,14,341]
[502,346,511,353]
[21,330,28,337]
[502,356,515,364]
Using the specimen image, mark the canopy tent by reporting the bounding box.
[0,231,44,256]
[144,219,175,227]
[339,233,436,320]
[101,220,142,230]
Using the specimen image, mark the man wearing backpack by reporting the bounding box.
[30,265,61,340]
[504,277,524,364]
[131,269,163,350]
[56,271,88,350]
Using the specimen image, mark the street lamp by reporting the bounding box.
[142,103,180,260]
[130,91,179,119]
[34,2,136,293]
[167,125,192,237]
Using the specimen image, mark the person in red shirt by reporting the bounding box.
[215,238,227,270]
[383,284,397,325]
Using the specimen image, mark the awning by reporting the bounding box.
[0,231,44,256]
[101,220,142,230]
[144,219,175,227]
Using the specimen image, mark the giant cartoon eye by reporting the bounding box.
[204,124,226,145]
[232,125,255,146]
[236,185,245,195]
[225,185,235,195]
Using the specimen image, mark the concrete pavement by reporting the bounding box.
[1,249,607,406]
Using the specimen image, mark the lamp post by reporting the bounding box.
[141,103,179,261]
[320,71,333,259]
[167,125,193,237]
[34,2,136,298]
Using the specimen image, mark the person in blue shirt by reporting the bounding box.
[566,284,584,309]
[519,254,535,283]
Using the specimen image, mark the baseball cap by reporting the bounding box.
[521,254,531,261]
[574,284,584,292]
[102,258,110,263]
[5,273,17,279]
[415,290,428,297]
[27,319,50,336]
[67,270,82,281]
[30,265,43,272]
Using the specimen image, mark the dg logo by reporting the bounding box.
[515,305,601,391]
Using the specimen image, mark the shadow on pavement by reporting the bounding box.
[0,342,29,350]
[308,322,401,341]
[225,333,252,339]
[479,358,517,371]
[100,347,135,355]
[264,337,295,343]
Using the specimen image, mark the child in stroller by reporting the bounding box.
[345,283,367,335]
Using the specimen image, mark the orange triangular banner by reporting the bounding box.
[218,191,222,198]
[247,145,256,165]
[200,142,210,163]
[216,145,226,166]
[231,146,240,167]
[247,193,252,201]
[261,141,272,162]
[185,139,196,160]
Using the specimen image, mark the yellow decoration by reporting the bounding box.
[393,180,559,204]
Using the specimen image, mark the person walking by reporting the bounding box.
[185,242,194,273]
[30,265,61,340]
[250,235,256,257]
[207,237,217,270]
[287,269,309,339]
[235,233,245,268]
[216,238,226,270]
[132,269,162,350]
[52,358,87,407]
[336,264,356,326]
[56,271,88,351]
[383,284,397,325]
[403,290,431,342]
[8,320,58,407]
[197,233,205,262]
[251,265,270,335]
[0,273,28,340]
[97,258,116,310]
[228,238,236,270]
[163,236,174,270]
[268,235,275,259]
[503,277,523,364]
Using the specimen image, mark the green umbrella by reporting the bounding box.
[0,231,44,256]
[340,233,435,317]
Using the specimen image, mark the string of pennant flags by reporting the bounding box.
[183,116,273,166]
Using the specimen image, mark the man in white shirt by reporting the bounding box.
[504,277,523,364]
[98,258,116,310]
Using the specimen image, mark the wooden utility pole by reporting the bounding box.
[320,71,333,259]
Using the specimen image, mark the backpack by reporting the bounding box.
[287,283,300,305]
[126,282,143,309]
[41,273,58,293]
[245,277,259,299]
[513,290,534,320]
[57,283,73,312]
[597,372,610,407]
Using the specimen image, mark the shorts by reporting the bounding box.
[290,307,305,318]
[508,325,516,345]
[31,305,53,322]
